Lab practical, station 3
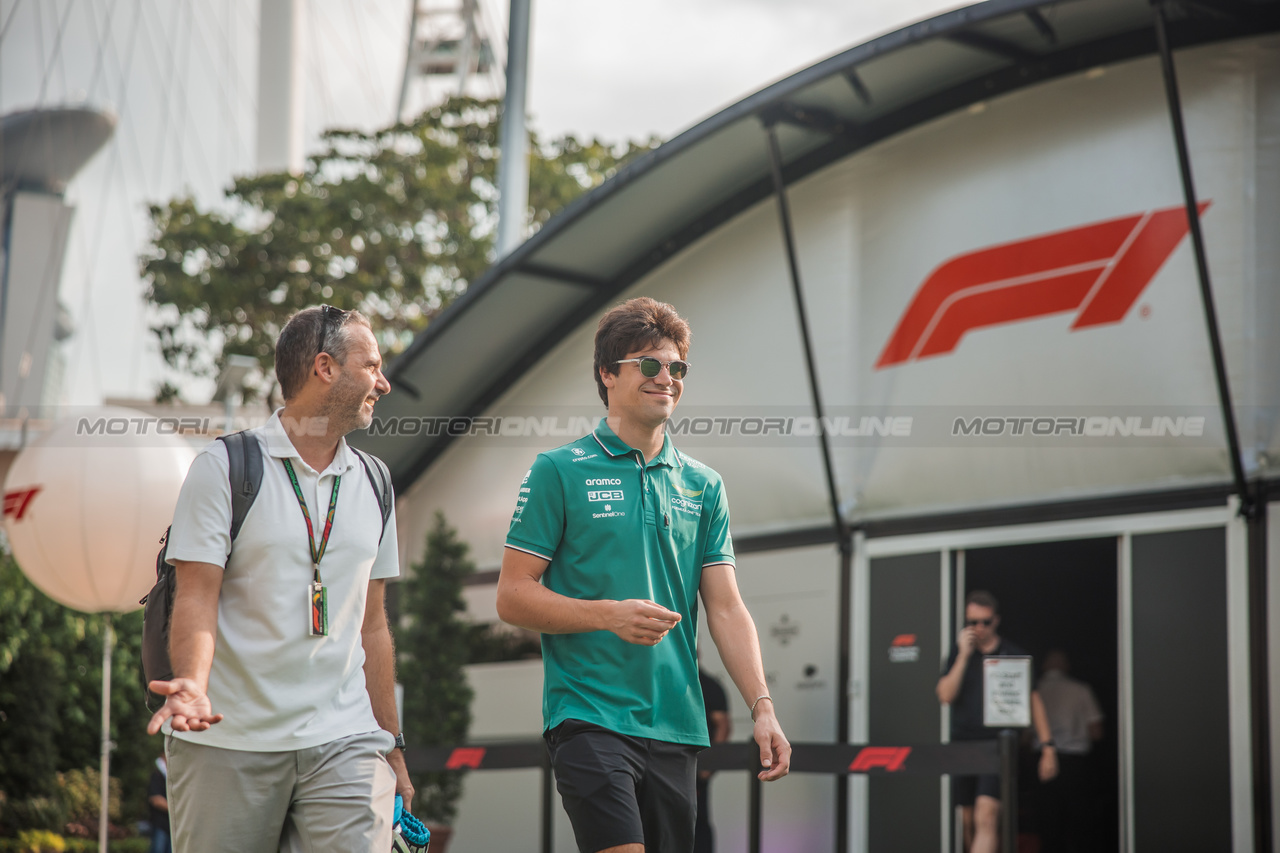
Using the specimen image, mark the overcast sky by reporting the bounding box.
[2,0,967,406]
[528,0,966,142]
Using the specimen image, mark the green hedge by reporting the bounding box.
[0,837,148,852]
[0,835,148,845]
[64,839,148,853]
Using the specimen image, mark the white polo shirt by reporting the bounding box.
[165,410,399,752]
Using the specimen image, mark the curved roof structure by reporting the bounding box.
[366,0,1280,490]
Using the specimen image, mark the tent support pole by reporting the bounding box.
[1151,0,1251,514]
[762,118,854,853]
[1153,6,1270,853]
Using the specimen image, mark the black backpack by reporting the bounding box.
[141,431,393,709]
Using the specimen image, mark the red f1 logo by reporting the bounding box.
[445,747,487,769]
[3,487,40,521]
[875,202,1210,369]
[849,746,912,772]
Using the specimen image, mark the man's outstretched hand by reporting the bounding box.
[146,678,223,735]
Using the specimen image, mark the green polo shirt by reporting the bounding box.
[505,418,736,746]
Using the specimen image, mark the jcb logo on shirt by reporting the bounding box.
[588,490,624,502]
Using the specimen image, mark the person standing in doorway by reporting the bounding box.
[497,297,791,853]
[147,306,411,852]
[1035,649,1104,853]
[937,590,1058,853]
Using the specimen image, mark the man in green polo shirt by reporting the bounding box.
[497,297,790,853]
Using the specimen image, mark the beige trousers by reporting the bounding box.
[166,729,397,853]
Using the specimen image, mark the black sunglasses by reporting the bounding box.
[616,356,690,380]
[965,618,994,627]
[316,304,347,358]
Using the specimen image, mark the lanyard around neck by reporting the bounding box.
[281,458,341,582]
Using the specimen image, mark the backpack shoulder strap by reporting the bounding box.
[351,446,393,543]
[217,431,264,541]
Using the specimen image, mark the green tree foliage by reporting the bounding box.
[398,512,476,826]
[142,97,658,401]
[0,550,155,833]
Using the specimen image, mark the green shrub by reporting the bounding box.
[62,839,147,852]
[57,769,120,828]
[14,829,65,852]
[2,798,65,833]
[0,840,147,853]
[400,512,475,826]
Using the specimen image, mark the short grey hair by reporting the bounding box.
[275,306,371,400]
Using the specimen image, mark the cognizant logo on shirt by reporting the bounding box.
[671,496,702,516]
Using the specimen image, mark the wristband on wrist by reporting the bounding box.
[749,695,773,720]
[1041,739,1055,749]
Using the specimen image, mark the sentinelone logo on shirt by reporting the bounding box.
[875,202,1209,368]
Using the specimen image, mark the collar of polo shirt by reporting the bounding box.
[591,418,684,468]
[261,409,359,476]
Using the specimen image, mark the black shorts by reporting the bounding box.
[545,719,700,853]
[952,772,1001,806]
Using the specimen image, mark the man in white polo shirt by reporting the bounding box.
[146,306,411,852]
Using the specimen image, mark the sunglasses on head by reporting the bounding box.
[316,304,347,358]
[965,618,994,627]
[616,356,690,380]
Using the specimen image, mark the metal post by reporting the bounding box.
[1248,496,1274,853]
[540,762,554,853]
[256,0,306,174]
[749,767,762,853]
[1150,1,1252,518]
[396,0,420,123]
[999,729,1017,853]
[98,613,114,853]
[455,0,477,95]
[836,541,852,853]
[495,0,531,257]
[762,118,853,852]
[1152,15,1271,846]
[761,122,847,548]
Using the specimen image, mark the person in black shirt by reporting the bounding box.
[147,756,171,853]
[937,590,1058,853]
[694,669,730,853]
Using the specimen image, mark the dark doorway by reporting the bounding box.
[961,536,1120,852]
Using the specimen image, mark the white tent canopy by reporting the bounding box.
[355,0,1280,566]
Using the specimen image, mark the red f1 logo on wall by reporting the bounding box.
[875,202,1209,369]
[3,487,40,521]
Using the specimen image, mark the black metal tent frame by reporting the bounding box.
[366,1,1280,849]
